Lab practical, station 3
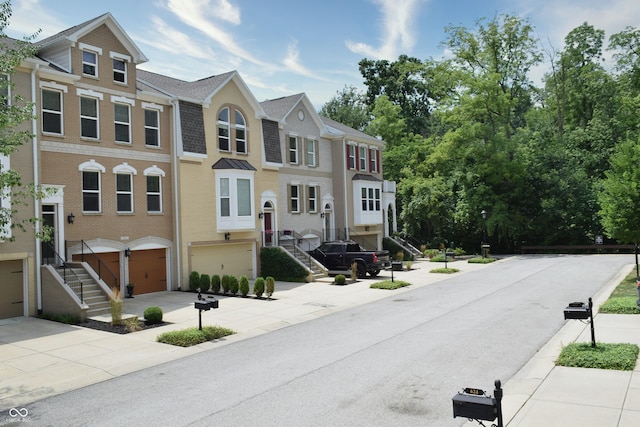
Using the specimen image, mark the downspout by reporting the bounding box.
[31,64,42,314]
[342,137,349,239]
[171,99,182,289]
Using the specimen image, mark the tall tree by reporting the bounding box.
[318,85,370,132]
[359,55,435,136]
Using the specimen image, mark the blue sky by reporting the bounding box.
[5,0,640,108]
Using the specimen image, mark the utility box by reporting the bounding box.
[564,302,590,320]
[452,393,497,421]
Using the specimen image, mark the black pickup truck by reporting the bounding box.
[309,240,391,278]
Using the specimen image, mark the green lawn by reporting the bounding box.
[599,271,640,314]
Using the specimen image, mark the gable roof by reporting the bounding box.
[320,115,383,145]
[38,12,148,64]
[137,69,266,118]
[260,93,328,136]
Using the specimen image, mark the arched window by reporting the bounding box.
[217,106,248,154]
[218,107,230,151]
[235,110,246,153]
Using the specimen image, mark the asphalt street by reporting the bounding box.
[22,255,631,426]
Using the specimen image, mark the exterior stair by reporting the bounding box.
[55,265,112,317]
[280,241,327,280]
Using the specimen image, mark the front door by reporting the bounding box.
[264,212,273,246]
[41,205,56,264]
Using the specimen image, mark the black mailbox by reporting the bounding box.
[452,393,497,421]
[564,302,590,320]
[195,300,211,311]
[391,261,403,271]
[208,298,219,309]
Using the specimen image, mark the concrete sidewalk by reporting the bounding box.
[1,256,639,426]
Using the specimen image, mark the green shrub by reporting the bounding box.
[468,257,497,264]
[424,248,439,258]
[335,274,346,285]
[556,342,639,371]
[144,306,163,325]
[157,326,235,347]
[199,274,211,292]
[229,275,239,295]
[125,316,142,333]
[254,277,265,298]
[265,276,275,298]
[260,247,308,281]
[239,275,250,297]
[211,274,221,294]
[383,237,414,261]
[221,274,230,293]
[454,247,466,256]
[370,280,411,289]
[189,271,200,291]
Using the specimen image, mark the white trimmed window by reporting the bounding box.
[113,58,126,84]
[79,160,106,213]
[308,185,318,213]
[218,107,230,151]
[306,138,317,167]
[370,147,378,172]
[116,173,133,212]
[114,103,131,143]
[215,169,255,231]
[347,144,356,170]
[143,166,165,213]
[144,109,160,147]
[42,89,63,134]
[289,184,301,213]
[82,49,98,77]
[113,163,137,213]
[235,110,247,153]
[80,96,99,139]
[289,136,299,164]
[359,145,367,170]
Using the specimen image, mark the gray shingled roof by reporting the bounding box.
[262,119,282,164]
[320,115,381,144]
[137,69,235,102]
[212,158,257,171]
[259,93,305,120]
[352,173,382,182]
[38,13,110,46]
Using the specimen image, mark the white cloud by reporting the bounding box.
[164,0,268,67]
[6,0,66,39]
[136,16,218,61]
[282,41,328,81]
[346,0,424,60]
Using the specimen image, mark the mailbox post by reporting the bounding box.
[563,297,595,347]
[452,379,503,427]
[194,297,219,330]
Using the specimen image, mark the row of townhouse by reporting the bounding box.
[0,13,397,320]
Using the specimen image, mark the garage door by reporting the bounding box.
[0,260,24,319]
[191,243,254,279]
[73,252,121,290]
[129,248,167,294]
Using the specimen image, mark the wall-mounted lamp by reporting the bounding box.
[124,248,131,257]
[320,212,325,219]
[258,212,264,219]
[67,213,75,224]
[224,232,231,241]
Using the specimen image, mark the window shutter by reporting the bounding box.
[287,184,292,212]
[346,144,350,170]
[376,150,381,173]
[355,146,359,170]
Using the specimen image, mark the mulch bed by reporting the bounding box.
[80,318,169,335]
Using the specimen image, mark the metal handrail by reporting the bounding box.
[67,240,118,289]
[42,241,85,302]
